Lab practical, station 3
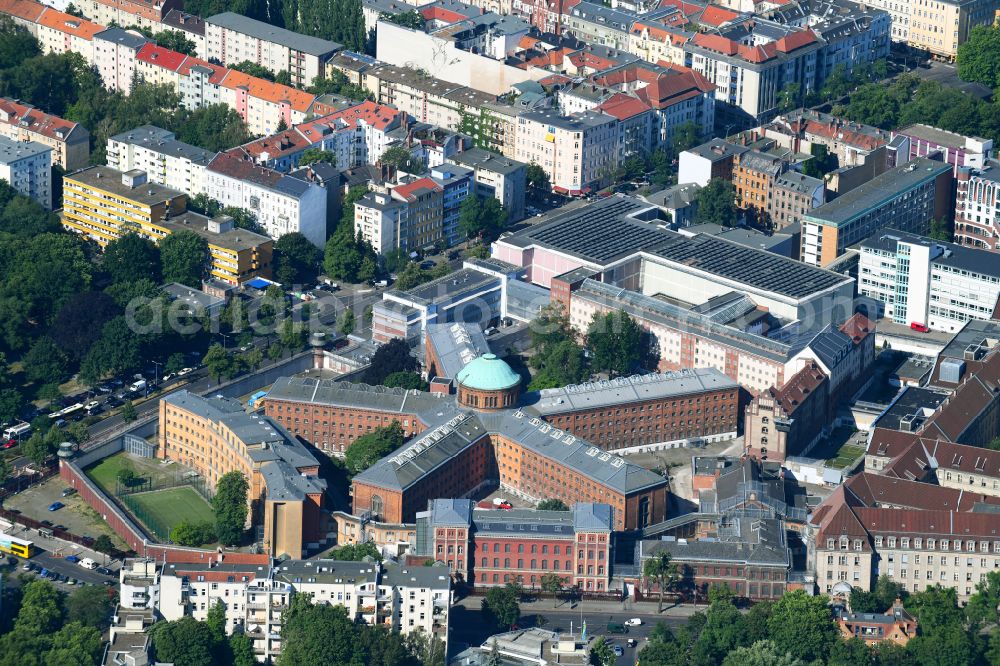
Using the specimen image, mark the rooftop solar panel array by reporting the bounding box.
[523,198,665,263]
[651,234,847,299]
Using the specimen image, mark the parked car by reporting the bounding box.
[22,562,33,571]
[65,555,80,564]
[626,639,637,648]
[624,618,642,627]
[54,525,68,531]
[95,566,112,576]
[2,438,17,449]
[178,368,193,376]
[910,322,930,333]
[613,645,624,657]
[47,501,64,511]
[61,487,76,497]
[40,520,53,527]
[39,568,48,577]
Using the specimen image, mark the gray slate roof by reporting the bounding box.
[523,368,737,416]
[206,12,342,56]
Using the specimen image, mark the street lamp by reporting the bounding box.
[150,360,162,390]
[219,332,232,350]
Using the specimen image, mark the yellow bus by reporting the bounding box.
[0,534,34,558]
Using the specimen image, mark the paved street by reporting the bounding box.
[449,596,697,661]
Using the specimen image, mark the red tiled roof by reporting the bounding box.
[297,100,404,137]
[221,70,316,112]
[692,32,736,55]
[698,5,738,26]
[839,312,874,345]
[776,29,818,53]
[844,472,1000,512]
[241,129,312,161]
[208,148,285,187]
[595,93,651,120]
[177,55,228,83]
[770,361,826,414]
[393,177,442,200]
[0,97,82,141]
[635,68,714,109]
[420,5,473,23]
[0,0,46,22]
[37,7,105,40]
[136,42,188,72]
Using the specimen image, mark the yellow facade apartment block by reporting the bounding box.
[63,165,273,284]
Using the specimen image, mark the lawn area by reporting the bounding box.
[126,486,215,540]
[827,444,866,469]
[85,452,179,495]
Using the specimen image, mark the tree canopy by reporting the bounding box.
[274,232,322,285]
[695,178,737,227]
[214,471,249,546]
[458,195,508,242]
[363,338,420,385]
[586,310,658,377]
[161,230,209,287]
[957,25,1000,89]
[344,421,406,474]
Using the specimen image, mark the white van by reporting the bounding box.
[78,558,98,570]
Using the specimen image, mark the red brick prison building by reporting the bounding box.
[415,499,615,592]
[522,368,741,454]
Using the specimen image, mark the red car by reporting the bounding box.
[910,322,930,333]
[1,439,17,449]
[496,501,513,510]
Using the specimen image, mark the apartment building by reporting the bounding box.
[448,147,527,222]
[0,98,90,171]
[416,499,614,592]
[627,20,689,66]
[515,110,618,196]
[390,177,445,252]
[205,149,327,247]
[767,171,824,229]
[35,7,103,61]
[891,124,993,175]
[811,473,1000,600]
[354,190,407,254]
[161,10,206,58]
[218,70,317,137]
[512,0,582,34]
[800,158,953,266]
[358,62,498,133]
[955,159,1000,253]
[429,164,473,247]
[157,212,273,285]
[83,0,180,31]
[858,231,1000,332]
[733,150,784,216]
[205,12,342,87]
[107,125,215,196]
[93,27,150,94]
[854,0,997,58]
[62,165,188,246]
[678,139,749,187]
[146,552,449,662]
[0,0,46,33]
[0,136,51,209]
[159,391,326,559]
[684,21,823,126]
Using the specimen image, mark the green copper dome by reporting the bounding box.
[456,354,521,391]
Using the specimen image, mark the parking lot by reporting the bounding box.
[5,475,125,548]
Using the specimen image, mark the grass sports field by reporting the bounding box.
[85,451,174,494]
[127,486,215,538]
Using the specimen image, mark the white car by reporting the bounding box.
[178,368,193,376]
[624,618,642,627]
[84,401,100,411]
